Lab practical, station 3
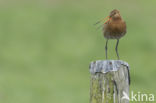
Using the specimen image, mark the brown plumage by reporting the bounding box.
[103,9,126,39]
[101,9,127,59]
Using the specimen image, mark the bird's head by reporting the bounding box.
[109,9,121,20]
[94,9,122,25]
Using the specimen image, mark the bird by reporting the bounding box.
[95,9,127,59]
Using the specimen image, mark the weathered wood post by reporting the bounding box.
[89,60,130,103]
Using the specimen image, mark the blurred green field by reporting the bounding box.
[0,0,156,103]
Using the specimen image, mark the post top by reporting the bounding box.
[89,60,129,74]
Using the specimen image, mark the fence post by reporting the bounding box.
[89,60,130,103]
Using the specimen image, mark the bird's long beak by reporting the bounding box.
[94,16,110,25]
[103,16,110,24]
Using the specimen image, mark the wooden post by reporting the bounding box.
[89,60,130,103]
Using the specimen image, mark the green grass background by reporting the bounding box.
[0,0,155,103]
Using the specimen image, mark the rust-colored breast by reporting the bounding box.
[103,20,126,39]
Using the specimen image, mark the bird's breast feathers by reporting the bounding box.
[103,20,126,39]
[107,20,126,33]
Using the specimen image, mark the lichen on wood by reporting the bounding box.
[89,60,130,103]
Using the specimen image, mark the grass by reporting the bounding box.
[0,0,155,103]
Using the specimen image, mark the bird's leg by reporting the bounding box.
[115,39,120,60]
[105,39,108,60]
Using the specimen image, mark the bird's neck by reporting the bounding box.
[111,17,122,21]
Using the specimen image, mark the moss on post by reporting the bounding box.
[89,60,130,103]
